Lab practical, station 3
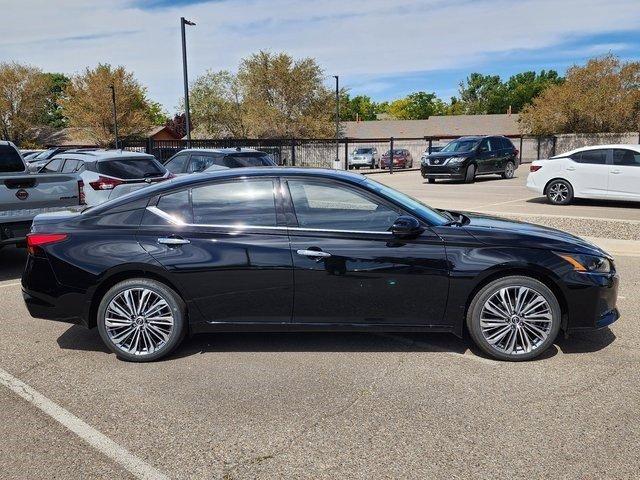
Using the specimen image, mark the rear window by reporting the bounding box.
[222,154,275,168]
[0,144,25,173]
[98,157,165,179]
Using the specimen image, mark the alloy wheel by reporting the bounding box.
[548,182,569,203]
[504,162,514,178]
[104,288,174,356]
[479,286,553,355]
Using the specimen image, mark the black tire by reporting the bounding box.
[501,161,515,179]
[428,178,436,184]
[464,164,476,183]
[97,278,186,362]
[466,276,561,361]
[370,161,375,169]
[355,166,360,170]
[546,179,574,205]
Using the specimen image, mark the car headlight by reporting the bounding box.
[447,157,465,165]
[556,252,612,273]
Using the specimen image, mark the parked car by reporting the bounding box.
[421,136,519,183]
[163,148,276,175]
[20,149,45,159]
[22,168,618,362]
[527,145,640,205]
[26,147,71,172]
[348,147,380,169]
[38,149,171,206]
[0,141,83,248]
[381,149,413,169]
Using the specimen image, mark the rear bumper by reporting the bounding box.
[526,174,544,195]
[22,254,88,326]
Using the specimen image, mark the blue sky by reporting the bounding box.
[1,0,639,111]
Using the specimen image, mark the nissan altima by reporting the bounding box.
[22,168,619,362]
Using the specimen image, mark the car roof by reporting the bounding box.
[173,148,265,155]
[89,167,368,214]
[53,149,156,163]
[554,144,640,157]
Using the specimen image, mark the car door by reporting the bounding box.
[283,177,448,326]
[137,177,293,323]
[608,148,640,200]
[569,149,610,198]
[476,138,496,173]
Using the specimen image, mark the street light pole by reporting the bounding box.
[109,84,119,149]
[181,17,196,147]
[334,75,339,169]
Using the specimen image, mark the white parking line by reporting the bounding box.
[0,282,21,288]
[476,210,640,225]
[0,367,168,480]
[473,197,534,209]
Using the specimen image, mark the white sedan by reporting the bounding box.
[527,144,640,204]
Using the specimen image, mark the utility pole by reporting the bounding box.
[334,75,339,168]
[109,85,119,149]
[181,17,196,147]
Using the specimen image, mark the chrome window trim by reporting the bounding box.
[146,206,392,235]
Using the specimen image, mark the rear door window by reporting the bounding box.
[61,159,83,173]
[98,157,165,179]
[0,144,25,172]
[156,189,193,224]
[191,179,277,226]
[222,154,275,168]
[188,153,221,173]
[574,149,608,165]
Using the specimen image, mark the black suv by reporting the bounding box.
[421,136,519,183]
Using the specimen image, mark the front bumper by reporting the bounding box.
[349,158,374,166]
[421,164,465,178]
[564,270,620,332]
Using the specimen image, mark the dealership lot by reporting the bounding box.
[1,170,639,479]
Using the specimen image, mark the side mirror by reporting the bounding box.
[390,216,424,238]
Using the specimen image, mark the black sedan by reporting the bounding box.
[22,168,619,362]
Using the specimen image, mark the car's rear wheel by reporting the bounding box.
[97,278,186,362]
[466,276,561,361]
[502,161,515,179]
[546,179,573,205]
[464,164,476,183]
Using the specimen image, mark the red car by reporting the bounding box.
[381,149,414,169]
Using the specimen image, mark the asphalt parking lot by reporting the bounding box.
[1,170,639,479]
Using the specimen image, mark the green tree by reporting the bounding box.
[190,51,335,138]
[0,62,51,146]
[384,91,447,119]
[520,55,640,134]
[339,93,377,121]
[503,70,563,113]
[147,101,169,126]
[61,64,154,146]
[42,73,70,128]
[457,73,506,114]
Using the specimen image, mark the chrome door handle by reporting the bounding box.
[611,169,621,174]
[566,167,576,171]
[158,237,190,246]
[296,249,331,258]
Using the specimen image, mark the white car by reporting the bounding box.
[527,144,640,204]
[38,149,171,206]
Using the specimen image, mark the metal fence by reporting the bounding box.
[112,131,640,172]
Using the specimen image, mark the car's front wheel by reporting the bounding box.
[546,179,574,205]
[427,178,436,184]
[466,276,561,361]
[464,164,476,183]
[97,278,186,362]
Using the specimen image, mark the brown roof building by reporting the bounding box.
[343,114,522,139]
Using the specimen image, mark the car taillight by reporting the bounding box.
[530,165,542,172]
[514,149,519,157]
[78,180,85,205]
[89,176,123,190]
[26,233,68,254]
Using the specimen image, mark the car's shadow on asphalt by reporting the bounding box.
[422,176,513,186]
[0,246,27,282]
[526,196,640,209]
[56,326,617,362]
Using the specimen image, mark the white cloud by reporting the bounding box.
[1,0,639,110]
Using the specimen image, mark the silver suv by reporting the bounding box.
[348,147,380,170]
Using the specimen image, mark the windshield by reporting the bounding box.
[363,178,448,226]
[441,139,480,153]
[355,148,373,154]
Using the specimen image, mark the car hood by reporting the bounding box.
[425,152,468,159]
[459,212,610,258]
